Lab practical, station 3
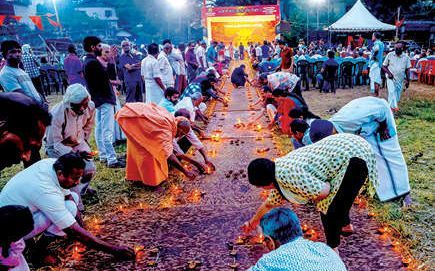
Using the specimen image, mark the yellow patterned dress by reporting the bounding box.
[267,133,378,214]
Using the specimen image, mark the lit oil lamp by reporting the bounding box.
[235,236,244,245]
[256,147,270,154]
[402,256,412,267]
[391,240,400,247]
[306,229,316,238]
[301,223,309,232]
[377,226,390,234]
[118,204,124,212]
[211,133,221,142]
[90,150,99,157]
[367,212,376,218]
[171,185,182,195]
[71,245,82,260]
[256,234,265,244]
[208,149,217,158]
[255,124,262,131]
[134,245,145,254]
[139,202,144,209]
[206,165,213,174]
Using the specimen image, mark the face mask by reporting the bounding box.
[395,48,403,55]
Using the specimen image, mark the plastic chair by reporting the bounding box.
[417,61,429,83]
[339,62,354,89]
[296,60,310,91]
[321,64,338,93]
[39,69,51,96]
[312,61,324,88]
[354,61,367,86]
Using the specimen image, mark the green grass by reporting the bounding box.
[273,97,435,270]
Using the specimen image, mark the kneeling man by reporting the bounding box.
[0,153,134,264]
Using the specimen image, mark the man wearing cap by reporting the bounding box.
[243,133,378,252]
[45,84,96,210]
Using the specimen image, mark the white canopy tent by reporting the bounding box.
[329,0,396,32]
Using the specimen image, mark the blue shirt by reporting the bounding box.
[248,237,347,271]
[158,98,176,114]
[0,66,43,104]
[330,96,397,139]
[261,45,270,58]
[370,39,385,67]
[206,46,217,63]
[258,60,281,73]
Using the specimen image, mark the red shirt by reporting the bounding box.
[280,47,293,70]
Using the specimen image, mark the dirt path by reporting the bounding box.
[65,69,407,270]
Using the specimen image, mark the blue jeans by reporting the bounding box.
[95,103,117,165]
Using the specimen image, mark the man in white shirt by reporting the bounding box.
[158,40,175,89]
[141,43,166,104]
[196,41,208,71]
[0,153,135,264]
[174,109,215,172]
[382,42,411,111]
[255,44,263,62]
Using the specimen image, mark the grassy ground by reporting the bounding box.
[273,88,434,270]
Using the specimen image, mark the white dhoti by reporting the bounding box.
[24,193,79,239]
[386,78,403,109]
[266,104,277,121]
[145,79,164,104]
[369,62,382,93]
[114,97,126,142]
[365,134,410,201]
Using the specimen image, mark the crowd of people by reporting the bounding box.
[0,30,419,270]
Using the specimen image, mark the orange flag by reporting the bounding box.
[29,15,43,30]
[0,15,6,26]
[47,17,61,27]
[10,16,22,22]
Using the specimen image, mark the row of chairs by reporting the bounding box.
[39,69,69,96]
[295,60,369,90]
[414,59,434,85]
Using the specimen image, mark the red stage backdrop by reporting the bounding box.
[202,5,280,44]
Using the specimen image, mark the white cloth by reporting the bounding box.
[0,159,77,233]
[248,237,347,271]
[330,97,410,201]
[386,78,404,109]
[45,101,95,156]
[383,52,411,82]
[196,46,207,68]
[255,47,262,57]
[365,134,410,201]
[173,129,204,154]
[0,239,29,271]
[369,62,382,93]
[175,97,196,122]
[168,49,186,76]
[24,192,78,239]
[158,51,175,88]
[141,55,164,104]
[383,52,411,109]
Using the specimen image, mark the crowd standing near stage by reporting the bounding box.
[0,31,430,270]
